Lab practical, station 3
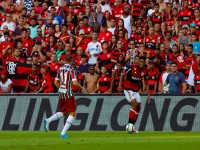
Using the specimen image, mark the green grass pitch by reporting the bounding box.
[0,131,200,150]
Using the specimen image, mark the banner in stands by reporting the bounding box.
[0,94,199,131]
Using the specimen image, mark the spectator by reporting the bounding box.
[99,0,112,14]
[35,64,54,93]
[49,6,62,25]
[20,28,34,57]
[75,29,91,52]
[169,44,184,70]
[109,35,117,51]
[80,16,93,38]
[85,31,102,65]
[111,61,124,93]
[0,12,16,36]
[54,24,62,38]
[46,35,57,60]
[190,33,200,55]
[107,18,116,35]
[29,17,39,39]
[96,66,112,93]
[163,61,187,94]
[96,41,112,74]
[0,70,13,93]
[145,60,160,94]
[83,65,99,93]
[98,23,112,43]
[125,40,139,67]
[26,57,33,65]
[120,5,133,39]
[182,44,195,80]
[47,53,61,92]
[179,43,187,58]
[24,64,40,93]
[6,48,25,63]
[55,41,66,61]
[77,54,91,85]
[74,46,84,66]
[164,31,176,52]
[115,19,128,40]
[177,24,191,46]
[158,61,171,94]
[111,40,125,65]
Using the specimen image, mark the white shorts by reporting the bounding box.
[124,90,141,103]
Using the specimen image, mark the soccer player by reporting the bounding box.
[44,54,85,138]
[119,56,150,133]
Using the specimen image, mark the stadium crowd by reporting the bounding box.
[0,0,200,94]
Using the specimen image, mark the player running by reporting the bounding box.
[44,54,85,138]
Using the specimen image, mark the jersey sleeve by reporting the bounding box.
[71,68,77,81]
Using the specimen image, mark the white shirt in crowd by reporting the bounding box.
[147,9,155,16]
[107,27,116,35]
[100,4,112,14]
[0,21,16,32]
[0,79,13,93]
[86,41,102,65]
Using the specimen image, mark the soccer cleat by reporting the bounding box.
[60,134,69,138]
[44,119,49,132]
[133,126,139,134]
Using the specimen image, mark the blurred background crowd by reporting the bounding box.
[0,0,200,94]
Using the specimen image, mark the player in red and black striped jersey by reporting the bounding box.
[120,56,150,133]
[44,54,85,138]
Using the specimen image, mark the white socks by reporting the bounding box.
[61,115,75,135]
[47,112,64,123]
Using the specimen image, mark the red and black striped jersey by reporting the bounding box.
[98,74,112,93]
[194,74,200,92]
[97,51,112,70]
[151,12,163,24]
[28,73,40,92]
[124,64,147,91]
[112,68,124,92]
[145,68,159,94]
